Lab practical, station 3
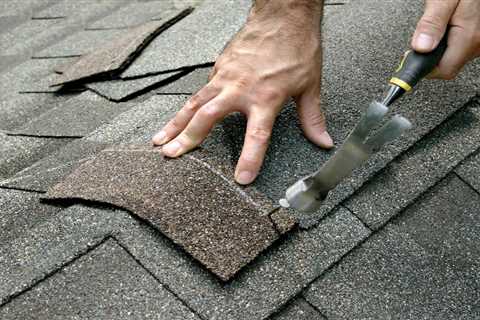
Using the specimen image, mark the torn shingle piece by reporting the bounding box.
[0,140,109,193]
[51,9,193,86]
[121,0,250,78]
[86,70,186,102]
[155,66,212,94]
[7,92,133,137]
[45,145,292,281]
[344,104,480,229]
[86,1,179,30]
[0,239,200,320]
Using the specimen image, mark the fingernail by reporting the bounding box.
[162,141,182,157]
[153,131,168,145]
[319,131,334,149]
[415,33,434,51]
[236,171,255,185]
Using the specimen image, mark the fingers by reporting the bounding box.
[152,83,220,146]
[162,94,233,157]
[429,26,476,79]
[296,87,333,149]
[235,109,276,185]
[411,0,459,52]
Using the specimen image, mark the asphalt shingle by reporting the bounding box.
[34,28,125,58]
[0,189,62,244]
[32,0,124,20]
[7,92,133,137]
[456,149,480,193]
[86,0,180,30]
[114,207,369,320]
[155,66,212,94]
[0,239,200,320]
[0,140,109,193]
[344,102,480,229]
[0,205,126,305]
[0,133,73,180]
[122,0,250,78]
[45,145,287,281]
[271,297,326,320]
[305,175,480,320]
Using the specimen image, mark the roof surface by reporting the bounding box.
[0,0,479,319]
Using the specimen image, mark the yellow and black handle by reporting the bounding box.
[383,32,448,106]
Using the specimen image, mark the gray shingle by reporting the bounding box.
[0,140,109,192]
[0,239,199,320]
[122,0,250,77]
[1,1,126,56]
[0,189,62,244]
[0,133,73,180]
[456,149,480,193]
[155,66,212,94]
[32,0,125,19]
[271,298,326,320]
[114,207,369,320]
[7,92,133,137]
[305,175,480,320]
[34,29,125,58]
[0,57,76,100]
[0,94,69,131]
[86,0,179,30]
[344,103,480,229]
[0,205,126,305]
[45,145,286,281]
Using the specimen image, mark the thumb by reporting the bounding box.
[411,0,458,52]
[295,87,333,149]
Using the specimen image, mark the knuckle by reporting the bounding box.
[307,112,326,127]
[247,127,271,144]
[260,88,282,103]
[187,94,203,111]
[418,15,444,31]
[199,103,222,118]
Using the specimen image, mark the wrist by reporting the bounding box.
[250,0,323,27]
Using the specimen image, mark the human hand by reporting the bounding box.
[153,0,333,185]
[411,0,480,79]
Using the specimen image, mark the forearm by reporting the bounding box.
[249,0,324,33]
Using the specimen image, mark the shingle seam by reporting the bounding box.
[0,235,112,307]
[299,296,330,320]
[340,205,372,232]
[453,171,480,198]
[4,133,83,139]
[0,185,46,194]
[111,237,208,320]
[261,226,372,319]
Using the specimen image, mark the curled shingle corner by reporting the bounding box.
[43,144,295,281]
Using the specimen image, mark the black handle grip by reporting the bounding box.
[391,32,448,91]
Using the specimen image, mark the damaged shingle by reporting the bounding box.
[45,145,295,281]
[51,9,193,86]
[86,70,187,102]
[121,0,250,78]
